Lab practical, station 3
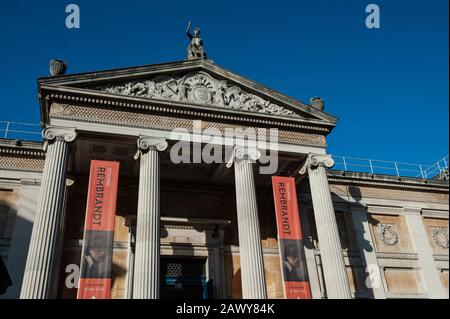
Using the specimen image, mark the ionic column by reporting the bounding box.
[227,147,267,299]
[133,137,167,299]
[299,154,352,299]
[20,126,76,299]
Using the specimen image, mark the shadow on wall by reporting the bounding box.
[0,254,12,295]
[0,199,14,296]
[349,185,374,253]
[0,191,36,299]
[348,185,376,299]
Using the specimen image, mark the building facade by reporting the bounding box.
[0,58,448,299]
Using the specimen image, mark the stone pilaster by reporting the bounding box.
[227,146,267,299]
[132,137,167,299]
[20,126,76,299]
[403,207,447,299]
[299,154,352,299]
[350,204,386,299]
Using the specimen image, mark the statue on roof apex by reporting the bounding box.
[185,21,207,60]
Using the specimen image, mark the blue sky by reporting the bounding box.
[0,0,448,165]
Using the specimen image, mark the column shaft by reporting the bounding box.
[133,148,161,299]
[308,164,352,299]
[234,160,267,299]
[20,138,69,299]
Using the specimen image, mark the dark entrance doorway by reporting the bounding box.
[160,257,210,299]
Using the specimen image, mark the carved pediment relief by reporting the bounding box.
[95,71,301,118]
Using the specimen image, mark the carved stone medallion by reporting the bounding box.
[431,227,449,249]
[377,223,399,246]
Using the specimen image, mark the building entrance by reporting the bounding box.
[160,257,210,299]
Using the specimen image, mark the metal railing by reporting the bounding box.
[333,155,449,180]
[0,121,41,139]
[423,156,449,181]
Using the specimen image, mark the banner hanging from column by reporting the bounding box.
[272,176,311,299]
[77,160,120,299]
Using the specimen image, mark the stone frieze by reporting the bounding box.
[96,71,301,118]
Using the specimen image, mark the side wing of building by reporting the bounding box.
[0,139,44,298]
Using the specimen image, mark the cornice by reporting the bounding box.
[41,89,333,135]
[38,59,207,85]
[0,139,45,157]
[375,252,420,260]
[328,170,449,192]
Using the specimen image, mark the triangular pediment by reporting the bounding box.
[39,59,337,125]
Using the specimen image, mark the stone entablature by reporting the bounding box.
[49,103,327,147]
[328,170,449,189]
[327,170,449,204]
[0,156,45,173]
[0,139,45,172]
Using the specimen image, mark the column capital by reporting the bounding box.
[42,126,77,143]
[225,146,261,168]
[134,136,168,159]
[299,153,334,175]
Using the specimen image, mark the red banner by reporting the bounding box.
[272,176,311,299]
[77,160,119,299]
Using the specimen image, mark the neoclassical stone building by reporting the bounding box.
[0,57,448,299]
